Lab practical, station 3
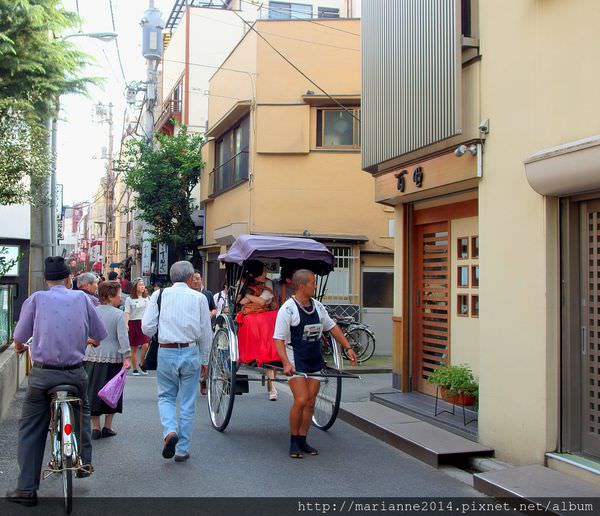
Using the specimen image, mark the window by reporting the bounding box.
[362,271,393,308]
[269,1,312,19]
[457,294,469,317]
[471,295,479,317]
[457,237,469,259]
[325,246,358,304]
[457,266,469,288]
[318,7,339,18]
[461,0,472,37]
[316,108,361,149]
[213,115,250,195]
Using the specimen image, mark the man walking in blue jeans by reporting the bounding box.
[142,261,212,462]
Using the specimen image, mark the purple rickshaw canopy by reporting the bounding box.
[218,234,334,273]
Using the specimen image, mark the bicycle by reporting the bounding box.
[42,383,87,514]
[320,311,377,363]
[20,342,87,514]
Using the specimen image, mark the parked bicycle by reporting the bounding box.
[321,309,376,363]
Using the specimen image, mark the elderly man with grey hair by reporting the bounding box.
[141,260,212,462]
[77,272,100,307]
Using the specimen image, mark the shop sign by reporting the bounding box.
[141,231,151,277]
[158,243,168,275]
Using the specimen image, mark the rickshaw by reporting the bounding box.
[206,234,359,432]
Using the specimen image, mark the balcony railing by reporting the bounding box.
[208,150,249,197]
[155,98,182,132]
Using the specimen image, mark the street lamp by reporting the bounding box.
[48,31,118,255]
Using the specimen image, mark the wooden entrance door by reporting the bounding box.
[582,200,600,457]
[413,222,450,395]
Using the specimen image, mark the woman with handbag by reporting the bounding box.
[84,281,131,440]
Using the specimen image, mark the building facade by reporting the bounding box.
[362,0,600,477]
[200,17,394,348]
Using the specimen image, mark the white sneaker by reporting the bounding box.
[139,366,148,375]
[132,370,140,376]
[269,387,278,401]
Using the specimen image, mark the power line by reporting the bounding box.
[240,0,360,37]
[185,8,359,51]
[220,1,360,122]
[108,0,127,84]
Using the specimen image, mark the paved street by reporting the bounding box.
[0,373,480,499]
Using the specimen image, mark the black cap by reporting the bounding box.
[44,256,70,281]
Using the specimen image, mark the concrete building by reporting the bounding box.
[361,0,600,479]
[199,17,394,348]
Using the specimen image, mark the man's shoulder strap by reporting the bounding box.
[157,288,164,313]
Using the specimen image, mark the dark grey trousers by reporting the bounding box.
[16,366,91,493]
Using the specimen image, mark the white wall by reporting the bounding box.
[0,205,30,240]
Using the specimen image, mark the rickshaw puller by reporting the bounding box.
[274,270,357,459]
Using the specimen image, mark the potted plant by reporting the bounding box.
[428,364,478,407]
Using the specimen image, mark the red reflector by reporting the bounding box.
[64,424,72,435]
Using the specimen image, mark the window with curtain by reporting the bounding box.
[316,108,361,149]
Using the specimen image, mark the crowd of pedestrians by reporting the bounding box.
[6,254,356,507]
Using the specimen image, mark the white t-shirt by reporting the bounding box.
[124,296,149,320]
[213,290,228,316]
[273,297,336,344]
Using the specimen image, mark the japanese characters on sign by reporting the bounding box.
[158,243,168,276]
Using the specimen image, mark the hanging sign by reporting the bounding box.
[141,230,151,277]
[158,243,168,276]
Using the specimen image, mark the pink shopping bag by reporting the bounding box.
[98,368,127,409]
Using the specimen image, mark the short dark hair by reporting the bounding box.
[108,271,118,280]
[243,260,265,280]
[98,281,121,304]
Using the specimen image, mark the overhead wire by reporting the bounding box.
[219,0,360,122]
[184,8,359,51]
[240,0,360,36]
[108,0,128,84]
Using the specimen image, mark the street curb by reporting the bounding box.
[0,346,27,420]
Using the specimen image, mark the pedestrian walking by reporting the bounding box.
[6,257,107,506]
[77,272,100,306]
[191,270,216,395]
[274,269,357,459]
[84,281,131,440]
[124,278,149,376]
[213,283,229,317]
[141,261,212,462]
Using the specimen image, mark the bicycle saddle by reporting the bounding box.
[47,384,79,396]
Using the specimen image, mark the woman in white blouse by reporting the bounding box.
[124,278,150,376]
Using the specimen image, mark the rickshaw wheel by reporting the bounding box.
[312,337,343,431]
[207,328,237,432]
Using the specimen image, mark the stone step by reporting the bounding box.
[338,400,493,468]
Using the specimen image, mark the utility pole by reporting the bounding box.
[94,102,114,276]
[139,0,164,284]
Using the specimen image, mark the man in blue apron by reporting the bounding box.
[274,269,357,458]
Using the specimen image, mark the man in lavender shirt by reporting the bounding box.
[6,257,107,507]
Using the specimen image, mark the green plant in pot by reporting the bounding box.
[427,364,478,407]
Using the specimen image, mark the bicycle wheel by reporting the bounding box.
[62,456,73,514]
[345,327,376,363]
[312,337,342,431]
[207,328,237,432]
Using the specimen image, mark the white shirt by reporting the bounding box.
[141,282,212,346]
[273,297,336,344]
[124,296,149,320]
[213,290,228,316]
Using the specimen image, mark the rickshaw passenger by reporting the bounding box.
[235,260,280,400]
[274,269,357,459]
[274,265,295,303]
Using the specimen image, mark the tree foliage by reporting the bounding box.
[0,99,49,206]
[0,0,93,205]
[0,0,91,116]
[121,127,204,260]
